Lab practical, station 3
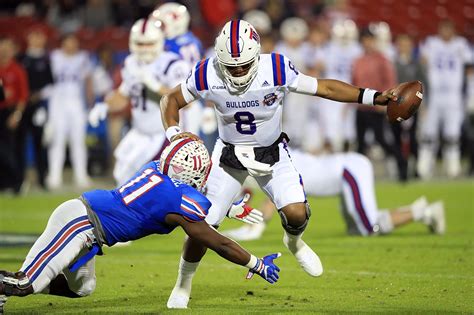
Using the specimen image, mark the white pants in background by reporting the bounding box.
[418,91,464,177]
[47,98,88,187]
[20,199,96,296]
[291,151,379,235]
[113,128,167,186]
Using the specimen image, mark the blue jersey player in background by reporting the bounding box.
[0,139,280,311]
[151,2,204,67]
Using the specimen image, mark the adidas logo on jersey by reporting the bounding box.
[262,80,270,87]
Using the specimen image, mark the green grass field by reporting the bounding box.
[0,181,473,314]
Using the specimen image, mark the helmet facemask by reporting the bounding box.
[217,55,259,92]
[130,41,161,64]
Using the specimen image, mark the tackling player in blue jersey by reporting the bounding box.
[0,139,280,312]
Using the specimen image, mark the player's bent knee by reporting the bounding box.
[67,277,96,297]
[278,203,311,235]
[75,278,96,297]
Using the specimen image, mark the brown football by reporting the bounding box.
[386,81,423,123]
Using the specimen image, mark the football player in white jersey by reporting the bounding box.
[317,19,362,151]
[223,150,446,241]
[47,34,94,190]
[160,19,400,309]
[88,18,190,185]
[275,17,315,150]
[417,20,473,178]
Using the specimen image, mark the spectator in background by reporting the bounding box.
[47,0,83,34]
[18,27,54,190]
[111,0,140,28]
[83,0,113,30]
[0,37,29,193]
[393,34,426,178]
[47,33,94,190]
[352,28,407,181]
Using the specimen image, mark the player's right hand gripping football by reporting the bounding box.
[227,193,264,225]
[247,253,281,284]
[88,102,109,128]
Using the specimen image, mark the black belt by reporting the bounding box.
[220,132,290,170]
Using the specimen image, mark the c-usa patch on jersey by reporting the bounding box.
[263,93,277,106]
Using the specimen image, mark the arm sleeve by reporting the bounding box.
[178,186,211,222]
[282,56,318,95]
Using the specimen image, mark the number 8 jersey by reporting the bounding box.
[181,53,302,146]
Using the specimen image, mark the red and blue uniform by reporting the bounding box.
[165,31,203,66]
[82,161,211,246]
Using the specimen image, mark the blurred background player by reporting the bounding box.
[417,20,473,179]
[353,28,407,181]
[151,2,204,138]
[223,150,446,241]
[316,19,361,152]
[18,27,54,191]
[0,37,29,193]
[46,33,94,190]
[392,34,426,178]
[275,17,314,150]
[88,18,190,186]
[369,21,396,62]
[0,139,280,310]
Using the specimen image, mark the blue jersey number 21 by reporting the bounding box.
[234,111,256,135]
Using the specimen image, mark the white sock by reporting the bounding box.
[376,210,394,234]
[174,257,200,292]
[283,231,305,253]
[411,202,425,222]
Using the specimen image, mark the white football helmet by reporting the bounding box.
[160,138,212,191]
[280,17,309,42]
[332,19,359,45]
[242,10,271,35]
[214,20,261,91]
[151,2,190,39]
[369,21,392,46]
[129,18,164,63]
